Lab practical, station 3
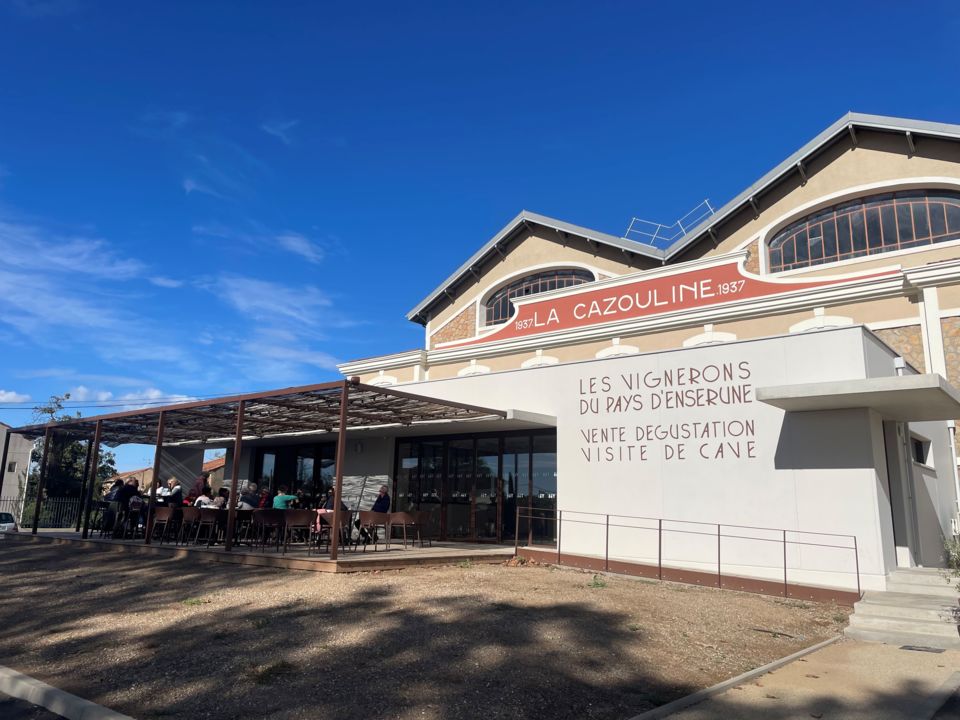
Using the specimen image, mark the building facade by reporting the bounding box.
[217,113,960,593]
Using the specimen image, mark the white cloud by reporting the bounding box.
[117,388,194,410]
[193,221,331,265]
[0,219,145,279]
[275,233,325,264]
[261,119,299,145]
[182,177,227,200]
[212,274,333,326]
[68,385,114,402]
[149,276,184,288]
[0,390,30,402]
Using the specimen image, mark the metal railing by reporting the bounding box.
[515,507,860,598]
[0,497,83,529]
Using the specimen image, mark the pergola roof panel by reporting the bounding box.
[12,380,506,446]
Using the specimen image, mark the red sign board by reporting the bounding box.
[442,257,899,348]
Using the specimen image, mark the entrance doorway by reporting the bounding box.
[394,430,556,543]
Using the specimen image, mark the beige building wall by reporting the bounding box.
[685,131,960,266]
[427,227,654,338]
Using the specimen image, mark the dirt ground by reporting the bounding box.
[0,541,850,720]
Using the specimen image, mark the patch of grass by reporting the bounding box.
[832,612,849,624]
[251,617,272,629]
[456,559,473,569]
[182,597,211,606]
[254,660,296,685]
[587,574,607,589]
[627,623,642,632]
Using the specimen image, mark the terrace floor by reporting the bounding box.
[13,529,516,572]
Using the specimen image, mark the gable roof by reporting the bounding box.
[405,210,659,323]
[408,112,960,325]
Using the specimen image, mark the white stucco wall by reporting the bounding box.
[403,326,956,591]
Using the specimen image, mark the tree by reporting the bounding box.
[25,394,117,500]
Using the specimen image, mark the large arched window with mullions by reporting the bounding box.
[768,190,960,272]
[483,268,595,326]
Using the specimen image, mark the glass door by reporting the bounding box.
[475,437,500,541]
[531,434,557,543]
[446,439,474,539]
[501,435,530,541]
[419,440,444,539]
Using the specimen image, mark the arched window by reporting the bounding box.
[768,190,960,272]
[483,268,594,326]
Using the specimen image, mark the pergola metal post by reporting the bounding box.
[31,427,53,534]
[329,380,351,561]
[74,438,94,532]
[144,411,166,545]
[224,400,245,552]
[0,430,12,505]
[81,421,102,539]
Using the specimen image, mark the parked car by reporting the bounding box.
[0,512,18,534]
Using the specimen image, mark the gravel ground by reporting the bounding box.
[0,541,849,720]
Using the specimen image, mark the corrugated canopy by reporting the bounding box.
[11,380,506,446]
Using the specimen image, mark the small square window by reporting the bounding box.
[911,437,930,466]
[5,461,15,474]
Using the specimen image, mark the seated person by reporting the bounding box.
[257,489,271,508]
[194,488,214,507]
[322,491,347,512]
[371,485,391,513]
[165,477,183,506]
[210,487,230,509]
[357,485,391,543]
[272,486,297,510]
[238,482,259,510]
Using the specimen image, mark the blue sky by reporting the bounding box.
[0,0,957,469]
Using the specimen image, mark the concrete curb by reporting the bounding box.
[0,665,134,720]
[923,671,960,719]
[626,635,842,720]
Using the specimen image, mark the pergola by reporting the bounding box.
[1,378,506,559]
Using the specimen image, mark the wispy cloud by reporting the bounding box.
[0,390,30,402]
[211,274,333,326]
[149,276,184,289]
[261,119,299,146]
[0,218,145,279]
[276,232,325,264]
[193,221,330,265]
[182,177,227,200]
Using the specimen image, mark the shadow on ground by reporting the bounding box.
[0,540,925,720]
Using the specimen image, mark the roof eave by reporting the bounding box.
[405,210,664,324]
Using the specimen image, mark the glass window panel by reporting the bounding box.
[769,247,782,270]
[808,224,824,260]
[836,214,852,256]
[259,453,276,488]
[782,236,795,265]
[822,218,837,259]
[893,204,912,244]
[850,210,867,252]
[881,205,898,246]
[866,208,882,249]
[483,269,593,326]
[913,203,931,241]
[946,203,960,235]
[930,202,948,237]
[475,438,499,540]
[531,434,557,543]
[794,229,809,262]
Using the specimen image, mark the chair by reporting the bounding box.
[309,511,352,555]
[194,508,219,545]
[151,506,174,544]
[233,509,254,545]
[389,511,429,548]
[282,509,315,554]
[176,507,201,545]
[99,501,119,538]
[354,511,390,552]
[416,511,434,547]
[251,509,285,552]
